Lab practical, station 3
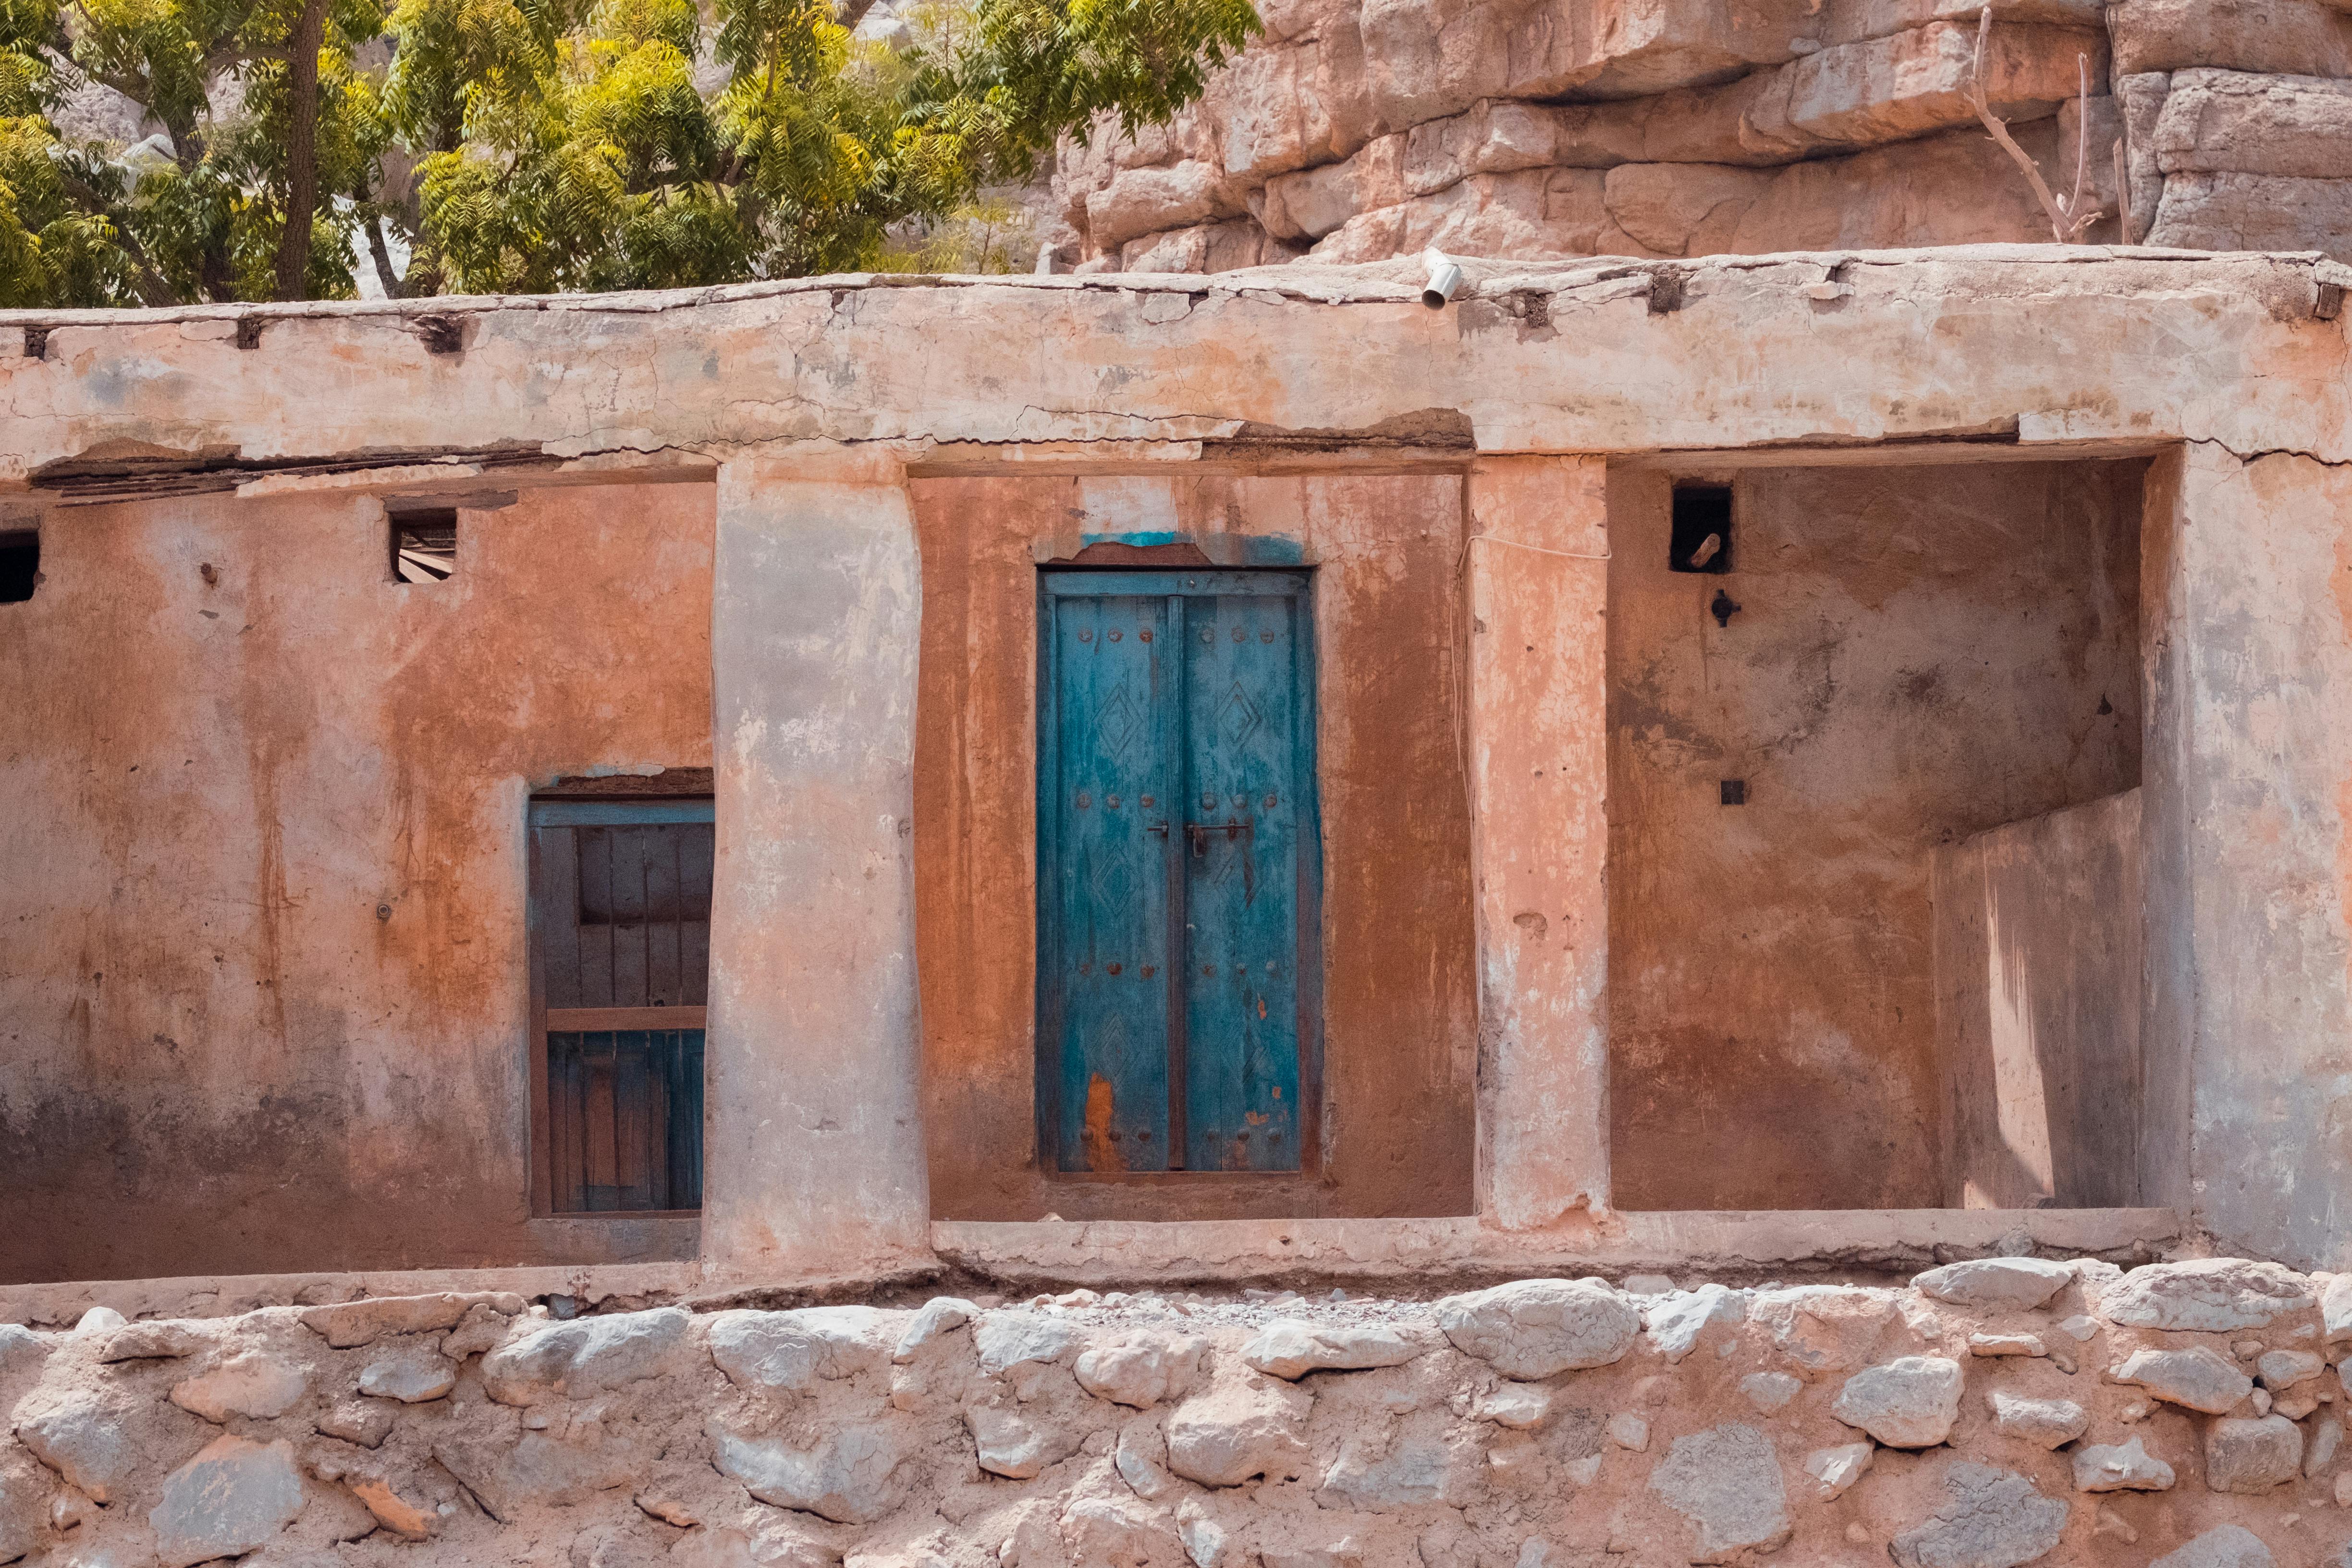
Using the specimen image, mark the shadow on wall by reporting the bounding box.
[1935,788,2145,1210]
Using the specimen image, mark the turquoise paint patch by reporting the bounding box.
[1078,532,1308,566]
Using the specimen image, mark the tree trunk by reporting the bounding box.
[271,0,331,301]
[364,214,404,298]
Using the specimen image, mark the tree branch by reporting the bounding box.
[57,171,179,305]
[365,213,405,298]
[1970,6,2101,244]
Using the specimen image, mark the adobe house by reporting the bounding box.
[0,246,2348,1298]
[9,248,2352,1565]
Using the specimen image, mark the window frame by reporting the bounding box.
[526,791,714,1218]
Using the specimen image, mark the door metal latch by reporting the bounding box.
[1186,821,1254,858]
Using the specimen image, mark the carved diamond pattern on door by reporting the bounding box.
[1040,571,1319,1176]
[1216,681,1263,748]
[1096,678,1141,761]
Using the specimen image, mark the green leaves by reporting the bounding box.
[0,0,1257,304]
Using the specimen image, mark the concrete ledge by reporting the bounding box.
[0,1209,2188,1322]
[0,1261,701,1328]
[934,1208,2187,1289]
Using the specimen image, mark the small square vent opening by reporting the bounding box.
[391,509,458,584]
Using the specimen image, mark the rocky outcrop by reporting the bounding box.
[1045,0,2352,270]
[0,1265,2346,1565]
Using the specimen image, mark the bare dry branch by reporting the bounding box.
[2114,135,2133,244]
[1970,6,2103,243]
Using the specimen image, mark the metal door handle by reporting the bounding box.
[1186,821,1253,858]
[1147,822,1169,838]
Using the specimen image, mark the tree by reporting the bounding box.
[0,0,1255,305]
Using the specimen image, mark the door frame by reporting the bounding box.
[1034,566,1325,1180]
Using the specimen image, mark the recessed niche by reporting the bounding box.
[0,530,37,603]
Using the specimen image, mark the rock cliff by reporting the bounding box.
[1044,0,2352,270]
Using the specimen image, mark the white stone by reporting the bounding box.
[2205,1415,2303,1493]
[1116,1416,1176,1500]
[1176,1498,1229,1568]
[2324,1274,2352,1350]
[2303,1414,2341,1476]
[710,1307,893,1394]
[1606,1412,1649,1451]
[99,1322,204,1362]
[2102,1259,2316,1332]
[1062,1494,1186,1566]
[1622,1274,1678,1296]
[2113,1345,2254,1414]
[1748,1286,1897,1373]
[1911,1256,2075,1311]
[317,1400,393,1448]
[1474,1383,1554,1428]
[1888,1463,2068,1568]
[1164,1376,1313,1487]
[891,1297,978,1363]
[1647,1423,1791,1562]
[1831,1356,1964,1448]
[1968,1334,2045,1357]
[1804,1442,1874,1500]
[1077,1335,1190,1407]
[1317,1408,1455,1511]
[147,1436,305,1568]
[441,1301,513,1359]
[1740,1371,1802,1413]
[1645,1284,1748,1364]
[968,1405,1072,1479]
[482,1307,689,1405]
[2071,1433,2175,1492]
[1240,1320,1421,1380]
[710,1420,906,1523]
[1988,1391,2087,1449]
[2053,1314,2098,1341]
[2150,1526,2278,1568]
[2257,1349,2325,1390]
[0,1448,49,1565]
[168,1351,307,1423]
[73,1308,125,1336]
[973,1312,1082,1376]
[299,1291,522,1348]
[358,1348,456,1403]
[14,1395,143,1503]
[1435,1279,1640,1379]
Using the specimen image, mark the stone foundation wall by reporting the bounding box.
[1045,0,2352,271]
[6,1257,2351,1567]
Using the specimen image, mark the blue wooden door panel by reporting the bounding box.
[1044,591,1177,1171]
[1042,570,1315,1175]
[1181,590,1305,1170]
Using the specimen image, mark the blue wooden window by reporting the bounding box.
[527,797,711,1213]
[1038,570,1322,1174]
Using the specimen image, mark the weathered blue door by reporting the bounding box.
[1040,570,1319,1173]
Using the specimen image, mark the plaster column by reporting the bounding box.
[703,453,930,1281]
[2143,441,2352,1271]
[1465,455,1611,1229]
